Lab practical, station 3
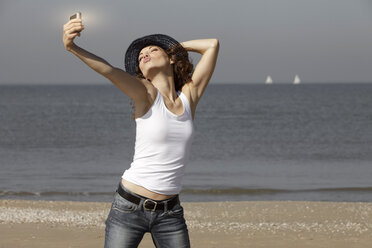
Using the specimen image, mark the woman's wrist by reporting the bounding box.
[66,42,78,52]
[180,42,191,52]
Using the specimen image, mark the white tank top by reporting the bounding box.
[122,88,195,195]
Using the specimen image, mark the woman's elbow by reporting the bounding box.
[99,66,115,78]
[210,39,219,49]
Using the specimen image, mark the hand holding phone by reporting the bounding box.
[69,12,83,34]
[63,12,84,51]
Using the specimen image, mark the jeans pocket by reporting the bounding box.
[112,192,138,213]
[167,203,184,217]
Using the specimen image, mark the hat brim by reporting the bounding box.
[124,34,180,76]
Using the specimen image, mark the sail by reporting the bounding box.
[265,76,273,84]
[294,75,301,84]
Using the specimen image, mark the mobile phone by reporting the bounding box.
[70,12,82,20]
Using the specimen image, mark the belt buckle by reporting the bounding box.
[143,199,158,211]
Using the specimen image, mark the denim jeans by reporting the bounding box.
[104,183,191,248]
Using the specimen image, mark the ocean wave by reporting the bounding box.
[0,191,113,197]
[182,187,372,195]
[2,187,372,197]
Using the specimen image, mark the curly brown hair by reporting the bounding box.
[130,44,194,120]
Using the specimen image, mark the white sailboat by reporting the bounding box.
[265,76,273,84]
[293,75,301,84]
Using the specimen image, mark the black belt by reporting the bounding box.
[116,183,180,211]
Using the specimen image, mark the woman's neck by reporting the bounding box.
[151,73,178,102]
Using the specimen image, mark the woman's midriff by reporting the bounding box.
[121,178,176,201]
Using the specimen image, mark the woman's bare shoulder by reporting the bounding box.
[141,80,158,101]
[131,79,158,119]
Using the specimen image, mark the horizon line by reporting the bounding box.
[1,81,372,86]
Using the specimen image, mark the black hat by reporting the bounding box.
[124,34,181,76]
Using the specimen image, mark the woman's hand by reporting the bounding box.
[62,18,85,51]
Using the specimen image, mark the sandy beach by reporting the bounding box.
[1,199,371,248]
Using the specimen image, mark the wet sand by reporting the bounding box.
[1,199,371,247]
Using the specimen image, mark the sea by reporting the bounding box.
[1,83,372,203]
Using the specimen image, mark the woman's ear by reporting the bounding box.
[170,58,175,65]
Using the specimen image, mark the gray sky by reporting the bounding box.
[1,0,372,84]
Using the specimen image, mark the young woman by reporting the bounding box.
[63,18,219,248]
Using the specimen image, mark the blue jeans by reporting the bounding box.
[104,183,191,248]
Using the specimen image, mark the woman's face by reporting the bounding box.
[138,45,174,79]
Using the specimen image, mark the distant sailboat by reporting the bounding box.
[293,75,301,84]
[265,76,273,84]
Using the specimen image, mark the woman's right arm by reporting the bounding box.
[62,19,148,102]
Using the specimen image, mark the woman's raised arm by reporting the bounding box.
[62,18,148,103]
[180,39,219,102]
